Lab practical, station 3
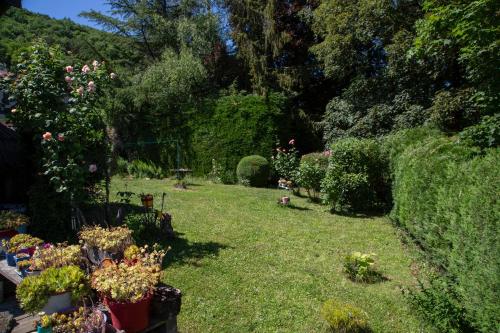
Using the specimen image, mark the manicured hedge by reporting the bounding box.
[191,91,287,176]
[388,130,499,332]
[236,155,270,187]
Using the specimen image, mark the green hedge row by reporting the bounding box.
[387,129,499,332]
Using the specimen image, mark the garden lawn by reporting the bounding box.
[112,177,425,333]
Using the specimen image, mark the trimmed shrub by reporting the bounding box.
[236,155,270,187]
[391,134,499,332]
[321,299,370,333]
[321,138,389,213]
[296,152,328,199]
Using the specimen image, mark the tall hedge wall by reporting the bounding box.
[191,91,287,176]
[388,130,499,332]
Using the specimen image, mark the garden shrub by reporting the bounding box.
[458,114,500,150]
[321,138,389,213]
[209,159,236,184]
[126,159,165,179]
[321,299,370,333]
[236,155,270,187]
[191,91,287,176]
[296,152,328,199]
[428,88,480,132]
[343,252,380,283]
[272,140,300,182]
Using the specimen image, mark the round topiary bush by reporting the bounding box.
[236,155,270,187]
[321,299,370,333]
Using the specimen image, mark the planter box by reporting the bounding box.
[42,292,72,314]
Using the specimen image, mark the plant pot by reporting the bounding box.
[6,252,16,266]
[18,246,36,256]
[42,292,72,314]
[37,325,52,333]
[105,294,152,333]
[141,195,154,208]
[16,224,27,234]
[25,268,41,277]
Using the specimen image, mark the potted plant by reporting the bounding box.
[31,244,83,271]
[17,260,31,277]
[91,245,165,333]
[16,265,89,314]
[140,193,154,208]
[0,210,29,235]
[14,252,30,270]
[79,226,133,264]
[2,234,43,266]
[37,307,107,333]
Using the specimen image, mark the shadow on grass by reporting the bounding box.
[347,271,390,284]
[284,204,311,211]
[163,234,229,267]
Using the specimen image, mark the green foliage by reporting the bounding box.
[343,252,378,283]
[413,0,499,112]
[459,114,500,149]
[116,158,165,179]
[271,141,300,181]
[191,91,286,175]
[209,159,236,184]
[236,155,270,187]
[320,299,370,333]
[295,152,328,199]
[406,276,471,333]
[428,88,480,132]
[0,7,139,69]
[321,138,389,213]
[0,211,29,230]
[391,136,499,332]
[124,213,167,246]
[16,265,89,313]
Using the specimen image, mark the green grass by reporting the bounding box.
[111,177,425,333]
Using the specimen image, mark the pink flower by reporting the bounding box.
[65,66,73,73]
[65,76,73,84]
[57,133,65,142]
[323,150,331,157]
[110,72,117,80]
[92,60,99,69]
[289,139,295,145]
[11,108,17,113]
[87,81,96,92]
[76,86,84,96]
[82,64,91,74]
[89,164,98,173]
[42,132,52,141]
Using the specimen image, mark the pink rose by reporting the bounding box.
[289,139,295,145]
[42,132,52,141]
[323,150,331,157]
[92,60,99,69]
[65,66,73,73]
[65,76,73,84]
[89,164,98,173]
[57,133,65,142]
[76,86,84,96]
[110,72,117,80]
[87,81,96,92]
[82,64,91,74]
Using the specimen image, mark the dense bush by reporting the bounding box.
[428,89,480,132]
[459,114,500,150]
[391,135,499,332]
[191,91,287,176]
[321,138,389,213]
[236,155,270,187]
[296,152,328,199]
[320,299,370,333]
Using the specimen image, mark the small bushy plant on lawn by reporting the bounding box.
[321,299,370,333]
[236,155,270,187]
[321,138,389,213]
[295,152,328,200]
[343,252,379,283]
[272,139,300,182]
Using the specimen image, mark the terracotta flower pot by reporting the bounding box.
[141,195,154,208]
[105,294,152,333]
